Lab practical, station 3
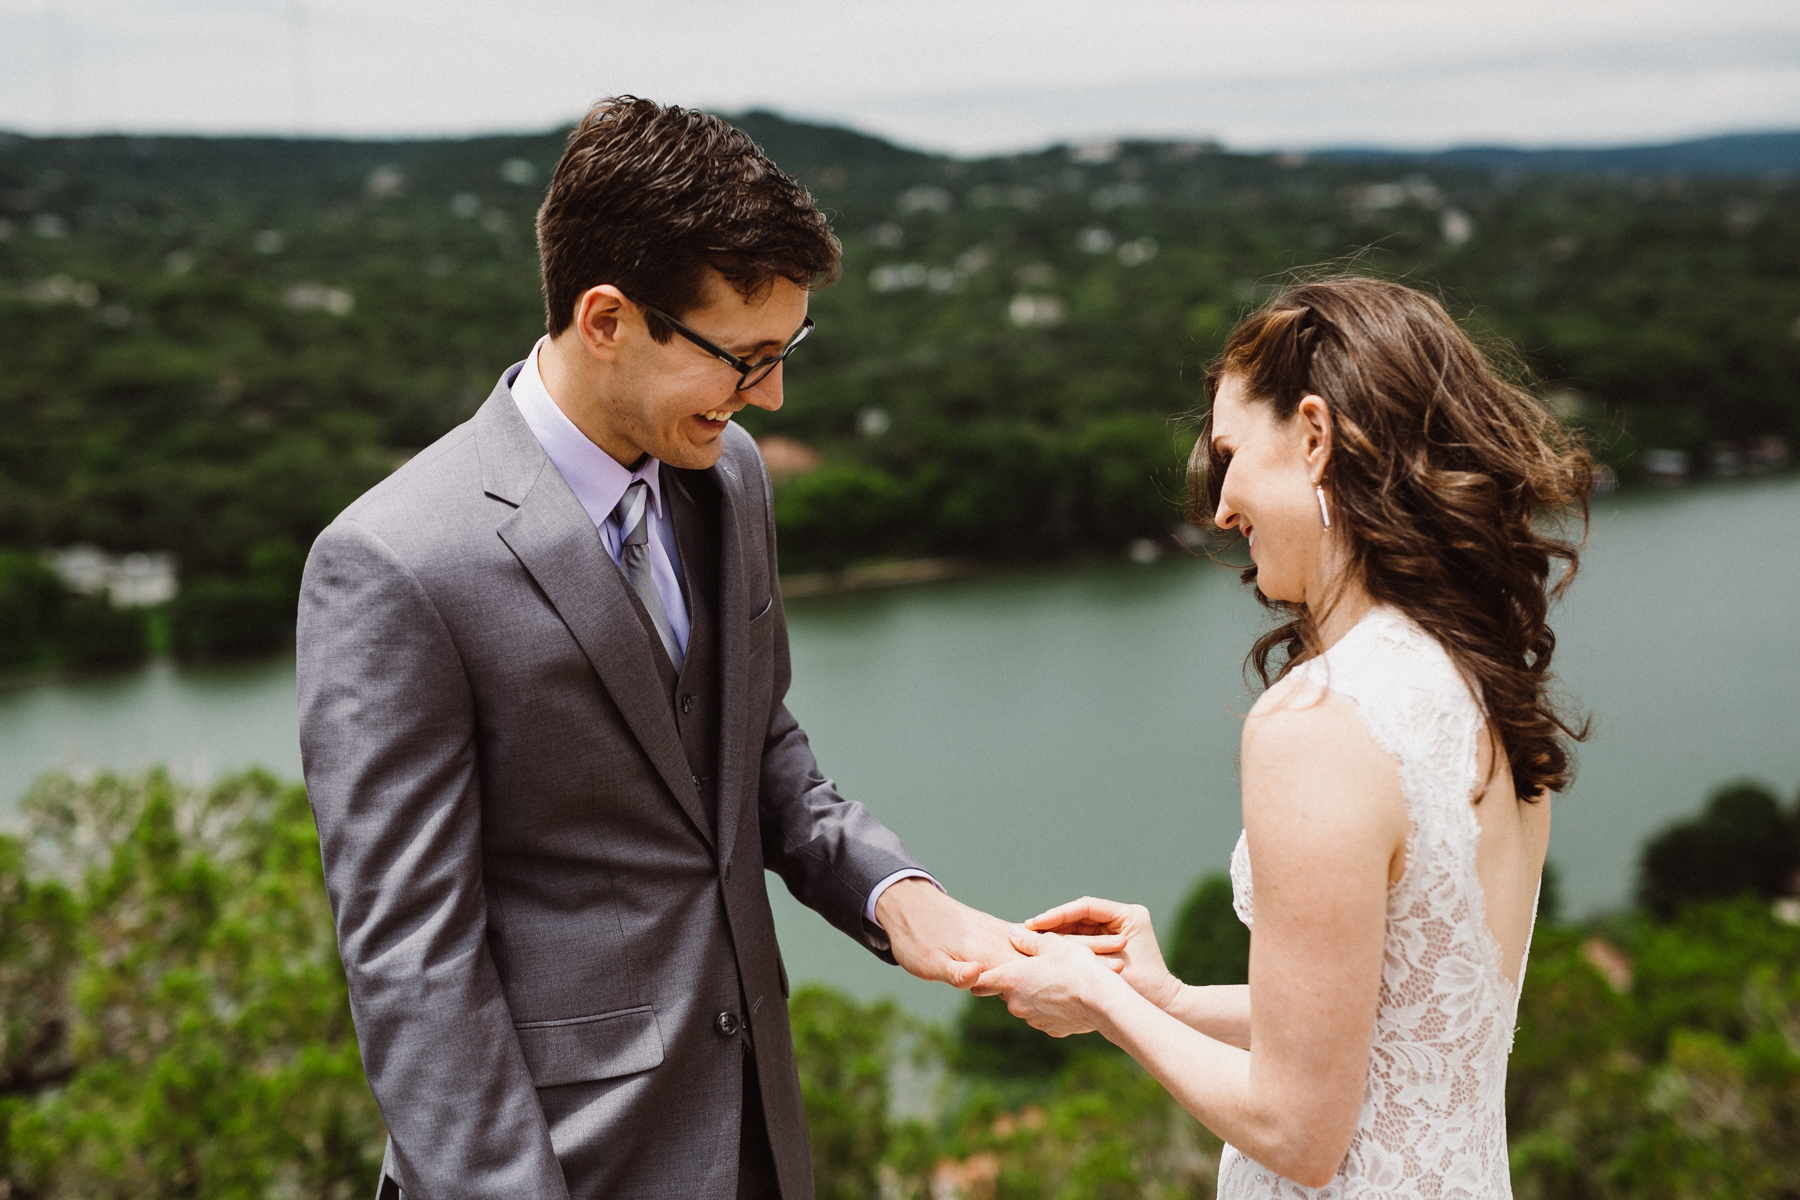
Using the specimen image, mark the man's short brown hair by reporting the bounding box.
[537,96,841,339]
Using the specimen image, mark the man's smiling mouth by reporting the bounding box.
[699,409,734,423]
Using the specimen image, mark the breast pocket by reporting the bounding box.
[748,596,773,624]
[513,1005,664,1088]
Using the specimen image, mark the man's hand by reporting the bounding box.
[875,879,1026,988]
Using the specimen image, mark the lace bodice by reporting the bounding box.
[1218,606,1533,1199]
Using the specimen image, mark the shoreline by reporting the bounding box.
[777,556,982,600]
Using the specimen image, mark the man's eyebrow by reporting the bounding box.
[728,323,804,357]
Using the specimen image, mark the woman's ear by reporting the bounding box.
[1296,394,1333,480]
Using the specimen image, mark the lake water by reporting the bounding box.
[4,476,1797,1020]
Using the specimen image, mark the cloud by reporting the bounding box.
[0,0,1794,152]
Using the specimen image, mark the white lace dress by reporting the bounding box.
[1217,606,1533,1199]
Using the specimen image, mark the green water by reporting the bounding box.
[4,477,1798,1019]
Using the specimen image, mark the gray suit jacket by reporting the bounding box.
[297,372,923,1200]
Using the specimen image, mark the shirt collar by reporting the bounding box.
[509,336,664,529]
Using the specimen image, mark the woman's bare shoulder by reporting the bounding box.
[1241,677,1406,845]
[1247,669,1326,720]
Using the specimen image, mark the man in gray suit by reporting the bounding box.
[297,97,1019,1200]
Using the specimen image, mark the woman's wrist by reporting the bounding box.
[1146,969,1187,1013]
[1089,966,1166,1045]
[1083,960,1140,1025]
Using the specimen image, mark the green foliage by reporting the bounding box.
[0,551,148,670]
[1508,902,1800,1199]
[1,768,383,1199]
[1536,858,1564,925]
[57,595,148,668]
[774,465,911,572]
[1637,780,1800,919]
[5,760,1800,1197]
[1165,872,1250,987]
[168,577,293,658]
[0,552,66,666]
[0,833,79,1143]
[789,985,900,1200]
[4,117,1796,631]
[885,1054,1223,1200]
[952,994,1114,1084]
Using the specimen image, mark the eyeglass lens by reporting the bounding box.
[733,322,812,391]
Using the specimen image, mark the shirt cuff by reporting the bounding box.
[864,869,943,929]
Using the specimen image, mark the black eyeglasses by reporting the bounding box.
[627,296,814,391]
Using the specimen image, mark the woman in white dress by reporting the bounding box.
[975,276,1594,1197]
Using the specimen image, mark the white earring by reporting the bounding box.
[1315,485,1331,529]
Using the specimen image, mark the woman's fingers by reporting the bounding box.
[1026,896,1132,932]
[1060,932,1129,954]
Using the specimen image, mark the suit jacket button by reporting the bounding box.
[715,1011,740,1036]
[692,774,701,791]
[723,861,732,882]
[681,694,693,714]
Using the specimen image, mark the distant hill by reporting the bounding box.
[1,109,1795,635]
[1314,131,1800,177]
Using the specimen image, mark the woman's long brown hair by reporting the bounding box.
[1189,276,1594,800]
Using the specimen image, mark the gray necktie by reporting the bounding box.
[611,480,684,668]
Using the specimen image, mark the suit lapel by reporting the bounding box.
[475,386,714,848]
[710,450,752,874]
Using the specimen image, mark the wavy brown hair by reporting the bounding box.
[1189,276,1594,800]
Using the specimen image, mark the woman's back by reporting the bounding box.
[1222,606,1545,1198]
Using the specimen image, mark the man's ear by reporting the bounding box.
[571,285,630,363]
[1296,393,1333,478]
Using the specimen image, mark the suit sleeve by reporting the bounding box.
[297,518,569,1200]
[743,452,927,961]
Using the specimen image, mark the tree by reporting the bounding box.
[1166,872,1250,987]
[3,769,383,1199]
[1637,781,1800,919]
[788,985,900,1200]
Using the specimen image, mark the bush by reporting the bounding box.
[774,465,912,572]
[888,1054,1223,1200]
[1536,859,1564,925]
[0,553,148,669]
[789,985,900,1200]
[909,423,1069,559]
[1066,416,1191,548]
[0,552,65,667]
[169,578,294,659]
[1165,872,1250,987]
[1507,902,1800,1199]
[953,993,1112,1082]
[57,594,148,668]
[1,769,383,1198]
[1637,781,1800,919]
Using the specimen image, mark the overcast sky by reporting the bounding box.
[1,0,1796,154]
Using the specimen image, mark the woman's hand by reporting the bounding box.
[972,926,1128,1038]
[1022,896,1184,1012]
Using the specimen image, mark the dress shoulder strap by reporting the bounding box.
[1290,607,1485,826]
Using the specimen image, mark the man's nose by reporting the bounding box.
[740,366,784,412]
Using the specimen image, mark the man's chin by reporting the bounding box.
[656,437,727,472]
